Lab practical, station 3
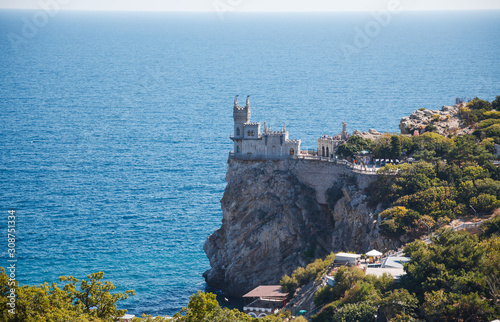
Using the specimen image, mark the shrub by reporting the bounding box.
[478,118,500,129]
[280,253,335,295]
[425,124,438,133]
[470,194,500,214]
[332,301,376,322]
[480,215,500,237]
[314,285,336,307]
[483,110,500,119]
[311,301,339,322]
[280,274,299,295]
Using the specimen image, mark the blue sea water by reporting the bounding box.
[0,9,499,316]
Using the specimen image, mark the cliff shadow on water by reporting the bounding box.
[203,158,400,297]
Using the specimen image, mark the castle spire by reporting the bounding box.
[246,95,250,108]
[234,95,239,108]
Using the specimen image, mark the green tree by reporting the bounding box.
[469,193,500,214]
[0,269,132,322]
[480,215,500,237]
[331,301,376,322]
[60,272,134,319]
[378,289,419,321]
[337,136,372,158]
[492,95,500,110]
[174,291,252,322]
[448,135,493,166]
[390,136,402,159]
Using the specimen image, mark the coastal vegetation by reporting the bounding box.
[306,216,500,321]
[335,97,500,239]
[0,271,134,321]
[280,253,335,296]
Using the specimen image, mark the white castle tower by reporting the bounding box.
[230,96,300,158]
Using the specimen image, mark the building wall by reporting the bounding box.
[318,137,342,158]
[243,123,260,139]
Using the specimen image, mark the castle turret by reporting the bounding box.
[341,122,348,141]
[232,95,251,153]
[233,95,250,126]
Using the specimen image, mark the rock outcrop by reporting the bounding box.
[203,159,399,297]
[353,128,388,141]
[399,103,469,135]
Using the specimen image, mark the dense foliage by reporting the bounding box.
[0,270,134,322]
[310,218,500,322]
[372,157,500,238]
[311,266,416,322]
[401,228,500,321]
[357,97,500,238]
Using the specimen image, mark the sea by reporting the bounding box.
[0,9,499,316]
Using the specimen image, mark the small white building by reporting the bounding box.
[334,252,361,265]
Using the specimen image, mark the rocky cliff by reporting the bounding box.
[203,158,400,297]
[399,103,471,135]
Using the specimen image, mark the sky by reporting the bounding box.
[0,0,499,12]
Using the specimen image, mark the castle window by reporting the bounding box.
[326,147,329,158]
[248,130,251,137]
[236,145,240,153]
[251,130,255,136]
[322,146,325,157]
[290,148,294,155]
[236,127,240,136]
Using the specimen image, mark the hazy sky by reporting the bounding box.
[1,0,500,12]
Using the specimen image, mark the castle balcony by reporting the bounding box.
[230,135,243,141]
[230,134,262,140]
[229,152,294,161]
[228,153,386,176]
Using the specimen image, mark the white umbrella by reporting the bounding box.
[365,249,383,257]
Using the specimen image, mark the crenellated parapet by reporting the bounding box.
[233,95,251,124]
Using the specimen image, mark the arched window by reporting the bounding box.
[236,145,240,153]
[290,148,295,155]
[236,127,240,136]
[326,147,329,158]
[322,146,325,157]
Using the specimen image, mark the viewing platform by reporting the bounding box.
[229,152,382,175]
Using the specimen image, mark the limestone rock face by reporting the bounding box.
[399,104,468,135]
[203,159,399,297]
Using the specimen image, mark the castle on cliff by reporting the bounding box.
[230,96,348,160]
[230,96,301,158]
